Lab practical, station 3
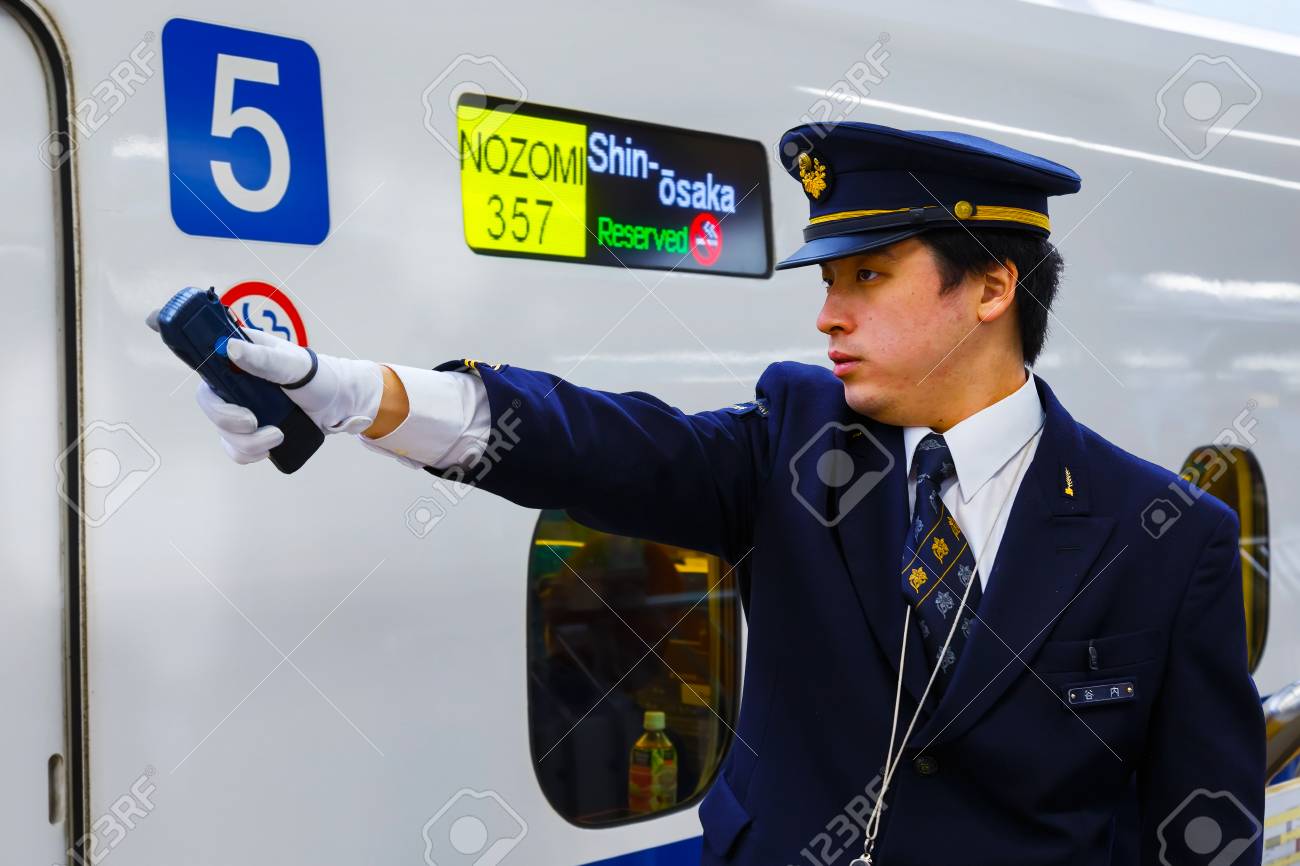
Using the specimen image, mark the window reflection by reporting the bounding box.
[527,510,740,825]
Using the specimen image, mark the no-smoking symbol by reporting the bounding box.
[689,212,723,267]
[220,281,309,347]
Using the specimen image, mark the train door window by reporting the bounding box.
[526,510,740,826]
[1179,445,1269,672]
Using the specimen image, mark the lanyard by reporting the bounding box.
[852,437,1035,865]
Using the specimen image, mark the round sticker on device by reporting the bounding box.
[689,212,723,267]
[220,281,309,347]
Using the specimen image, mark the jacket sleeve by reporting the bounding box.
[419,360,783,561]
[1136,509,1265,865]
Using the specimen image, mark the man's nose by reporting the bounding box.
[817,291,851,335]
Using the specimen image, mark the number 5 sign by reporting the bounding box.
[162,18,329,245]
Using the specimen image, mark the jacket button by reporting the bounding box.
[913,754,939,776]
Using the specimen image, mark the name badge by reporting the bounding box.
[1065,680,1136,707]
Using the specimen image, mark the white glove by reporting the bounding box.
[148,309,384,464]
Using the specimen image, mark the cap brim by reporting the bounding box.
[774,227,927,270]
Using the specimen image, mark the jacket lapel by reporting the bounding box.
[912,375,1116,749]
[828,414,934,713]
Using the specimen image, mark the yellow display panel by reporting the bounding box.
[458,104,587,258]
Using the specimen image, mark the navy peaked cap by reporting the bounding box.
[775,121,1082,269]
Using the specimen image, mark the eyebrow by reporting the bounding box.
[822,247,899,276]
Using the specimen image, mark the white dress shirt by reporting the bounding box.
[354,365,492,470]
[902,369,1045,591]
[358,365,1046,590]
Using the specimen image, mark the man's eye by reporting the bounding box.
[858,269,879,282]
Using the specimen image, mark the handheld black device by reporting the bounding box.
[156,287,323,473]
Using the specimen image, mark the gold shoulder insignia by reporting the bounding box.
[797,152,830,200]
[463,358,502,372]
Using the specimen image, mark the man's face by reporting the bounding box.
[817,237,980,424]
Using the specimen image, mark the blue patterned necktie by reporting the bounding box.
[900,433,983,700]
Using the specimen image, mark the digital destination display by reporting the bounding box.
[458,95,772,278]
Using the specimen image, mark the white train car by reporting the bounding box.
[4,0,1300,863]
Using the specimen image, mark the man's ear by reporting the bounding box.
[977,257,1018,323]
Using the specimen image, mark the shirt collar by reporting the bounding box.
[903,369,1045,504]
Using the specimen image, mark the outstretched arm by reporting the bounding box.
[407,362,778,559]
[165,316,780,559]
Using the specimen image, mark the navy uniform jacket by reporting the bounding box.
[426,359,1265,866]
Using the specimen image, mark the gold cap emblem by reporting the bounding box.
[954,200,975,220]
[798,152,830,200]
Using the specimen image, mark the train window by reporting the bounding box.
[1179,445,1269,672]
[526,510,741,826]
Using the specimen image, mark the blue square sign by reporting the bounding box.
[162,18,329,245]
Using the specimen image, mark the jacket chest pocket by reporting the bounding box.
[1033,628,1163,761]
[1034,627,1164,675]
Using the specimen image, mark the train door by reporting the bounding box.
[0,4,77,864]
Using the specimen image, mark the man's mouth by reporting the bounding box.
[828,350,861,378]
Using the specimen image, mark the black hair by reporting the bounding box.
[916,228,1064,365]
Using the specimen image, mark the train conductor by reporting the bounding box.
[154,121,1266,865]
